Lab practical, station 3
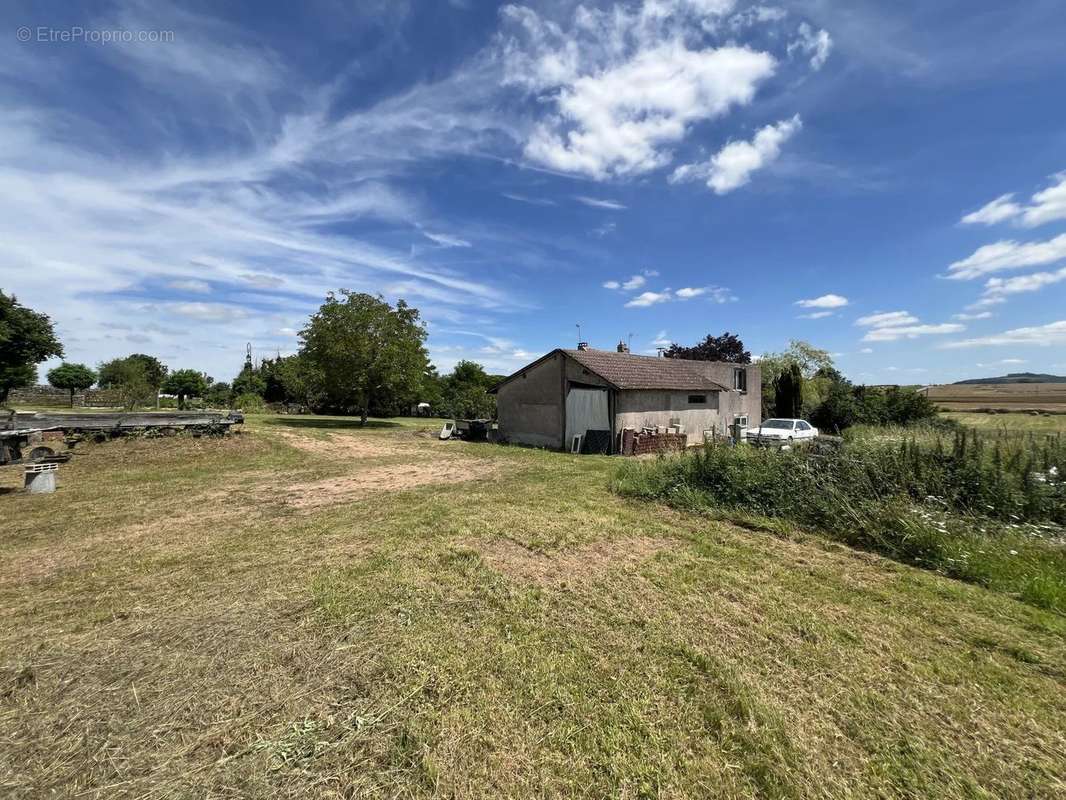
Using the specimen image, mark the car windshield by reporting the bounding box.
[761,420,794,429]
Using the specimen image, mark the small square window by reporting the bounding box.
[734,415,749,428]
[687,394,706,404]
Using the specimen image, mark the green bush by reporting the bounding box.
[612,429,1066,611]
[233,392,266,413]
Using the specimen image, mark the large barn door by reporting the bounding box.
[565,387,609,450]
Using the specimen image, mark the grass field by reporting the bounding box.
[927,382,1066,413]
[2,415,1065,798]
[942,410,1066,433]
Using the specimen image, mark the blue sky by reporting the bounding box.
[3,0,1066,384]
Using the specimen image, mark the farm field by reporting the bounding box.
[926,382,1066,412]
[1,415,1065,798]
[941,410,1066,433]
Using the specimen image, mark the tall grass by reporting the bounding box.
[613,425,1066,612]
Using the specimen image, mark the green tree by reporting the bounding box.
[299,291,428,425]
[441,360,496,419]
[203,381,232,407]
[773,363,804,418]
[46,362,97,407]
[98,354,167,391]
[759,340,834,417]
[161,369,210,409]
[260,355,307,405]
[231,366,266,398]
[0,291,64,405]
[663,332,751,363]
[97,357,155,410]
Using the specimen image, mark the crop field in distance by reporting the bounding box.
[925,382,1066,413]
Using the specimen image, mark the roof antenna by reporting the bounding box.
[628,332,634,351]
[576,323,589,351]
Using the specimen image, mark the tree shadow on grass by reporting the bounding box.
[260,417,402,431]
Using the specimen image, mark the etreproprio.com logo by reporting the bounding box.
[17,26,175,44]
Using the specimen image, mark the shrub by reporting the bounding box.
[233,392,266,413]
[612,429,1066,611]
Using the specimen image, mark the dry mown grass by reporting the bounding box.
[1,415,1064,798]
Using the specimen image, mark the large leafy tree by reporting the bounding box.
[441,360,497,419]
[0,291,64,405]
[664,332,751,363]
[96,357,159,410]
[299,291,428,425]
[758,340,834,417]
[161,369,210,409]
[47,362,97,407]
[98,353,167,390]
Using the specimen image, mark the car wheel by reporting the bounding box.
[787,436,794,444]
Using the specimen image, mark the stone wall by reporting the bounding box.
[8,384,124,408]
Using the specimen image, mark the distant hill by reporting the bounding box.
[955,372,1066,385]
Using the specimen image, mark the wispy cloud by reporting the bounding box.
[625,291,673,308]
[942,320,1066,348]
[787,23,833,70]
[575,196,627,210]
[971,266,1066,307]
[960,193,1022,226]
[855,310,918,327]
[960,172,1066,228]
[796,293,849,309]
[946,233,1066,280]
[863,323,964,342]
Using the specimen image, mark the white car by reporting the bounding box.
[745,418,818,445]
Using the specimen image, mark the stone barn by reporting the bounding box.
[489,344,761,453]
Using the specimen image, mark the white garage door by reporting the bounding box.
[565,387,610,446]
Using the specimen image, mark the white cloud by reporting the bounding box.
[501,192,556,206]
[166,279,211,293]
[591,221,617,237]
[625,290,673,308]
[946,233,1066,280]
[973,266,1066,307]
[960,193,1021,226]
[859,347,874,354]
[575,196,627,210]
[423,231,472,248]
[942,320,1066,349]
[171,302,249,322]
[787,23,832,70]
[799,310,833,319]
[651,330,672,348]
[604,269,661,291]
[960,173,1066,229]
[1021,172,1066,227]
[953,311,993,320]
[795,293,848,309]
[671,115,801,194]
[675,286,706,299]
[502,3,778,178]
[240,273,284,289]
[863,323,964,342]
[855,310,918,328]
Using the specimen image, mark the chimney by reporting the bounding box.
[616,340,629,353]
[577,341,590,351]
